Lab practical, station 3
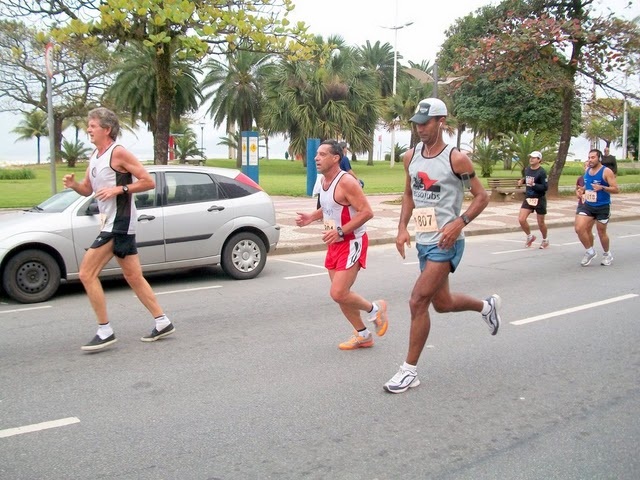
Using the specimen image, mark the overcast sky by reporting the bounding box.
[1,0,638,165]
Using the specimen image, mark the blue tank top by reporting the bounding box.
[583,165,610,207]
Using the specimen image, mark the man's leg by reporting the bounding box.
[116,254,164,318]
[79,241,116,325]
[328,265,371,332]
[405,261,451,366]
[575,215,596,249]
[595,221,610,252]
[518,208,532,236]
[536,213,548,240]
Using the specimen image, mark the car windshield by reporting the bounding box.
[33,188,83,213]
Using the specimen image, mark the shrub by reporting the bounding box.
[0,168,36,180]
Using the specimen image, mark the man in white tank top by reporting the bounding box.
[296,140,389,350]
[63,108,174,352]
[383,98,502,393]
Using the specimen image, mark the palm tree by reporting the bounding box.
[105,42,202,164]
[499,131,558,175]
[357,40,396,165]
[59,139,92,168]
[261,35,382,166]
[11,110,49,164]
[200,49,273,167]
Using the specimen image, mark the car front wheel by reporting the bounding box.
[2,249,61,303]
[221,232,267,280]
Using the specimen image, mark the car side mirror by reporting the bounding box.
[86,200,99,215]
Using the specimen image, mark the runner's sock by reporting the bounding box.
[97,323,113,340]
[154,315,171,331]
[367,302,379,321]
[357,327,371,338]
[402,362,417,373]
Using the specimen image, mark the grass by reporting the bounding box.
[1,159,639,209]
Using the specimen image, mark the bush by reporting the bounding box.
[0,168,36,180]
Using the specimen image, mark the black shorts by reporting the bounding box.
[576,204,610,224]
[521,196,547,215]
[90,232,138,258]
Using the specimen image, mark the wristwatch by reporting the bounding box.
[336,226,344,238]
[122,185,129,194]
[460,213,471,225]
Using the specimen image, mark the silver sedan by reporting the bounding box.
[0,165,280,303]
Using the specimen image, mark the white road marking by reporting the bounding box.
[0,305,52,315]
[619,234,640,239]
[153,286,222,296]
[285,272,327,279]
[511,294,638,325]
[0,417,80,439]
[492,248,528,255]
[272,258,325,269]
[403,261,419,265]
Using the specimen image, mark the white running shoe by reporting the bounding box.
[581,251,597,266]
[600,252,613,266]
[383,366,420,394]
[482,294,501,336]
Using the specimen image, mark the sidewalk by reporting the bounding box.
[271,193,640,255]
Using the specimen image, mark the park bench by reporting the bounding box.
[182,157,206,166]
[487,178,524,202]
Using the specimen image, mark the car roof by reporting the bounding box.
[145,165,242,179]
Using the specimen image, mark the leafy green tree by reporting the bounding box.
[105,42,202,144]
[59,139,92,168]
[3,0,311,165]
[173,129,204,164]
[11,110,49,164]
[452,0,640,195]
[0,19,114,162]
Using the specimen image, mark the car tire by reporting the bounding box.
[2,249,61,303]
[221,232,266,280]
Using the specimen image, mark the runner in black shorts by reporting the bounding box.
[575,149,619,266]
[517,151,549,249]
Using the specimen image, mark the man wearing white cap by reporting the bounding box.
[383,98,501,394]
[517,151,549,248]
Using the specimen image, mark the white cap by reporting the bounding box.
[529,151,542,159]
[410,98,448,124]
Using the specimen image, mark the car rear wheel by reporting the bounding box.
[221,232,266,280]
[2,249,61,303]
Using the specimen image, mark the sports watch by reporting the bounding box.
[336,226,344,238]
[122,185,129,194]
[460,213,471,225]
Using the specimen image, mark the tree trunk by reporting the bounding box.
[154,47,173,165]
[54,114,63,163]
[36,136,41,165]
[367,132,374,166]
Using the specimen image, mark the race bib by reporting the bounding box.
[526,197,539,207]
[413,207,438,232]
[323,218,336,231]
[584,190,597,202]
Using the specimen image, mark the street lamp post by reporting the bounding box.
[199,122,205,157]
[384,1,413,168]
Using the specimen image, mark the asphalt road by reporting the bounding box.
[1,222,639,479]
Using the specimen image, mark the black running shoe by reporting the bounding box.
[81,334,117,352]
[141,323,175,342]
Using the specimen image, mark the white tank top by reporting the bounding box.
[89,143,137,234]
[319,171,366,240]
[409,143,464,245]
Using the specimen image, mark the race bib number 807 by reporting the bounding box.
[413,207,438,232]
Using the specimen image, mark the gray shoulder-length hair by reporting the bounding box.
[88,107,120,141]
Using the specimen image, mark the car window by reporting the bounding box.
[166,172,220,205]
[134,173,157,209]
[215,174,260,199]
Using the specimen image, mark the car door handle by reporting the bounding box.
[207,205,225,212]
[138,214,156,221]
